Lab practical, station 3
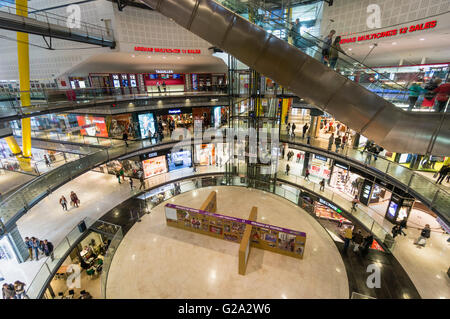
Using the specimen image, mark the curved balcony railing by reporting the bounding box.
[279,128,450,225]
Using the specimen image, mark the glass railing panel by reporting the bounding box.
[44,238,71,273]
[26,264,51,300]
[408,173,439,203]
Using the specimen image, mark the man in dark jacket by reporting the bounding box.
[416,224,431,247]
[302,123,309,139]
[123,132,128,147]
[43,239,54,261]
[436,165,450,184]
[2,283,15,299]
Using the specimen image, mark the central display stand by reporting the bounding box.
[164,191,307,276]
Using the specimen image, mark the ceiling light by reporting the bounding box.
[348,48,352,51]
[420,38,425,41]
[162,56,166,59]
[392,42,397,45]
[131,54,135,58]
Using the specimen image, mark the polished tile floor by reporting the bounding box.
[106,186,349,299]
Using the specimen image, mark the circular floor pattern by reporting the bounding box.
[106,186,349,298]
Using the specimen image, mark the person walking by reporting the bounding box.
[14,281,27,299]
[415,224,431,247]
[32,237,40,261]
[2,283,15,299]
[44,155,51,168]
[290,18,302,49]
[433,79,450,112]
[361,140,372,154]
[407,82,424,111]
[352,229,364,252]
[291,123,297,139]
[162,81,167,93]
[281,146,285,159]
[399,217,408,236]
[59,195,68,211]
[328,133,334,151]
[334,135,341,153]
[286,123,291,137]
[321,30,336,64]
[156,81,161,93]
[129,177,134,190]
[361,234,374,256]
[351,195,359,212]
[139,174,146,190]
[296,152,301,163]
[343,226,353,253]
[319,179,325,191]
[123,131,129,147]
[70,191,79,208]
[304,168,310,181]
[43,240,54,261]
[119,168,125,182]
[302,123,309,139]
[116,171,121,184]
[24,237,33,261]
[329,36,343,70]
[285,163,290,176]
[435,165,450,184]
[364,145,374,164]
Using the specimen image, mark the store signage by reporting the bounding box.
[155,70,173,74]
[318,198,342,213]
[140,152,158,161]
[168,109,181,114]
[134,46,201,54]
[334,162,349,170]
[340,20,437,44]
[436,217,450,234]
[314,154,327,162]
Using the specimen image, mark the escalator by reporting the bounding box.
[139,0,450,156]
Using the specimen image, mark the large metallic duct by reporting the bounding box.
[140,0,450,155]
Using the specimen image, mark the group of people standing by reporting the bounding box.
[24,236,54,261]
[342,226,374,255]
[435,164,450,185]
[2,281,27,299]
[408,77,450,112]
[59,191,80,211]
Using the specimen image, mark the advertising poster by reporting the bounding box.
[108,114,134,138]
[195,144,216,166]
[138,113,156,138]
[76,115,108,137]
[142,155,167,178]
[167,150,192,171]
[213,106,221,128]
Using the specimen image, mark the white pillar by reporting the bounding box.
[420,56,426,65]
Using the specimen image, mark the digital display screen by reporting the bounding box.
[113,80,121,88]
[138,113,156,138]
[167,150,192,171]
[173,74,181,79]
[149,74,158,79]
[142,155,167,178]
[388,201,398,217]
[76,115,108,137]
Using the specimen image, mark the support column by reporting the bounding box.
[6,224,29,263]
[16,0,32,168]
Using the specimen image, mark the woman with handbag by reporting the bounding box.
[70,191,80,208]
[415,224,431,247]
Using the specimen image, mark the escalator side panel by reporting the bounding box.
[254,36,309,87]
[325,80,394,132]
[191,0,233,44]
[289,58,347,110]
[158,0,197,29]
[432,116,450,156]
[221,15,272,67]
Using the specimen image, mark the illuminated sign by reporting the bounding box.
[340,20,437,44]
[319,198,342,213]
[314,155,327,162]
[155,70,174,74]
[168,109,181,114]
[134,46,201,54]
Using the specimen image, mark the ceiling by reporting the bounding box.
[337,12,450,67]
[62,52,228,76]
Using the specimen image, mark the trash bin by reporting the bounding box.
[78,220,87,233]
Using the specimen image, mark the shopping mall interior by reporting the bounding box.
[0,0,449,304]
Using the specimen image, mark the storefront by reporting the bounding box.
[105,158,143,179]
[75,115,108,138]
[193,107,212,128]
[195,144,216,166]
[155,108,193,132]
[107,113,137,139]
[211,106,229,128]
[308,154,332,181]
[368,179,393,214]
[329,161,364,198]
[145,72,185,93]
[141,152,168,179]
[188,73,226,92]
[167,149,192,172]
[315,198,352,226]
